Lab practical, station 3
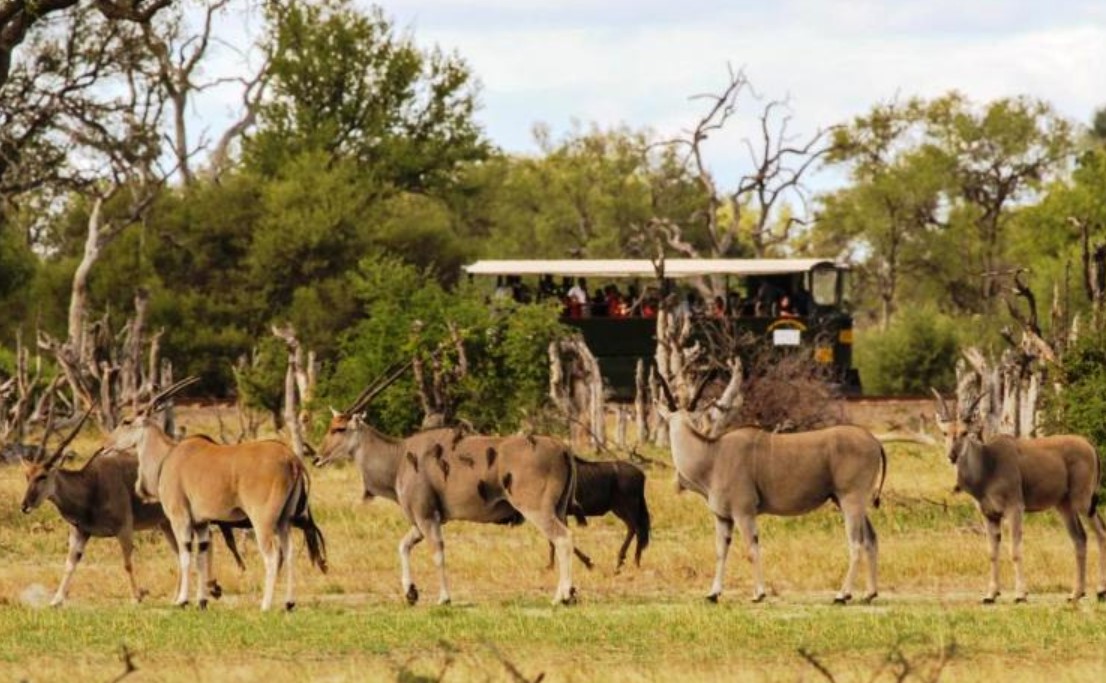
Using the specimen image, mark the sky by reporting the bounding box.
[197,0,1106,191]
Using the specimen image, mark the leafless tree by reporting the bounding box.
[648,65,829,294]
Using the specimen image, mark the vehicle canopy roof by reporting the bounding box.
[463,258,846,279]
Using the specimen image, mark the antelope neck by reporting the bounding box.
[668,413,715,496]
[138,424,177,487]
[354,425,401,501]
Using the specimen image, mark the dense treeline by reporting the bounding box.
[1,0,1106,432]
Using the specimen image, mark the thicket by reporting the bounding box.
[1042,333,1106,493]
[855,308,960,395]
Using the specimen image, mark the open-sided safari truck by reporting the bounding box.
[463,258,859,399]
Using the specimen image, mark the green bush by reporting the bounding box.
[1042,333,1106,496]
[320,255,568,436]
[855,308,959,395]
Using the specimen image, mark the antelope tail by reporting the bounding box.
[1091,445,1102,517]
[295,468,329,574]
[556,450,578,523]
[873,444,888,509]
[285,460,329,574]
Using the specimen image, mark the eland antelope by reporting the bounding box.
[20,406,242,605]
[933,390,1106,603]
[314,364,579,605]
[656,377,885,604]
[103,379,326,611]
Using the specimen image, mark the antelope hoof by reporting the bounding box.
[207,581,223,600]
[706,593,720,604]
[557,586,578,606]
[1097,590,1106,602]
[285,601,296,612]
[177,600,190,609]
[133,588,149,604]
[981,595,997,605]
[833,594,852,605]
[438,597,451,606]
[198,599,209,611]
[751,592,767,604]
[862,592,878,604]
[49,598,64,608]
[1067,592,1085,603]
[1014,595,1028,604]
[405,584,419,606]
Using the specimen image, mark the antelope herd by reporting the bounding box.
[7,367,1106,611]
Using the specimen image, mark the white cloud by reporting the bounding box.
[187,1,1106,190]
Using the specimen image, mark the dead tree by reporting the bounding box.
[549,335,605,450]
[272,323,317,459]
[647,66,828,298]
[411,322,468,429]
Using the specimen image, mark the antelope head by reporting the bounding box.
[315,361,411,467]
[21,406,92,514]
[931,388,984,465]
[103,377,198,501]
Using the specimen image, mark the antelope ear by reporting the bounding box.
[655,401,671,420]
[329,406,341,418]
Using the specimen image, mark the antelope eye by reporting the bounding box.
[333,427,347,434]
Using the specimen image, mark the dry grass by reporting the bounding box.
[1,407,1105,681]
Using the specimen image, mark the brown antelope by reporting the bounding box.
[103,379,326,611]
[655,377,886,604]
[933,390,1106,603]
[314,364,578,605]
[20,407,242,606]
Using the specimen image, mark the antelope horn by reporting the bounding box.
[343,361,403,414]
[36,393,58,464]
[961,392,985,423]
[146,376,200,415]
[44,408,93,470]
[347,360,413,416]
[688,368,718,412]
[653,363,678,412]
[930,387,950,421]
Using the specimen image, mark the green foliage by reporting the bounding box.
[248,0,487,189]
[855,308,959,395]
[322,255,566,434]
[232,336,288,424]
[1043,333,1106,494]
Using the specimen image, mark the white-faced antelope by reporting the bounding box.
[20,407,242,605]
[314,364,578,605]
[103,379,326,611]
[933,390,1106,603]
[656,376,886,604]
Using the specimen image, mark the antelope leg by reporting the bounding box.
[173,524,193,607]
[1009,507,1028,602]
[983,516,1002,603]
[616,524,635,572]
[280,523,294,611]
[52,526,89,607]
[398,526,424,605]
[862,515,879,602]
[255,525,279,612]
[1059,503,1087,601]
[194,525,212,609]
[707,515,735,602]
[424,515,450,605]
[1089,512,1106,599]
[837,508,865,604]
[118,529,146,603]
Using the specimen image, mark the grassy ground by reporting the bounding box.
[1,408,1105,681]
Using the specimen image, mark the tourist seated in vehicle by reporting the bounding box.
[606,285,628,318]
[565,277,589,318]
[778,294,799,318]
[590,290,609,317]
[754,280,781,317]
[710,295,726,318]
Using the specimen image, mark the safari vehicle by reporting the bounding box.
[463,258,859,399]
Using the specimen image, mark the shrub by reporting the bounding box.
[1042,333,1106,496]
[855,308,959,395]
